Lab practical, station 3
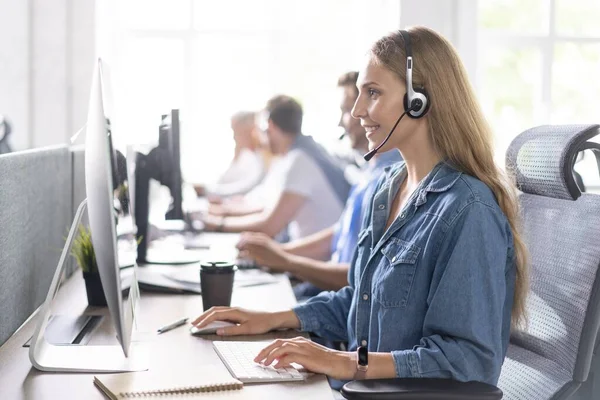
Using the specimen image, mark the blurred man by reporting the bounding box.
[202,95,350,241]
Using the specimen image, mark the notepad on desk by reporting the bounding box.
[94,369,243,399]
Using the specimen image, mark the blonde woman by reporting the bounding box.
[195,111,270,200]
[192,27,528,388]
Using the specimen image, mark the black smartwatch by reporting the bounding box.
[354,346,368,379]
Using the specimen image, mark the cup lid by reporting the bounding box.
[200,261,237,272]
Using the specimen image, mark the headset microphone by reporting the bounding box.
[338,131,347,140]
[362,102,419,162]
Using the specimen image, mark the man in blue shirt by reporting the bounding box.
[236,72,400,298]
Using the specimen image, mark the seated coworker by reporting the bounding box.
[201,95,350,241]
[237,71,401,297]
[194,111,269,200]
[192,27,528,388]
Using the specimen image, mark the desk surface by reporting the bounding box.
[0,267,334,399]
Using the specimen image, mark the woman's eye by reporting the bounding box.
[368,89,379,98]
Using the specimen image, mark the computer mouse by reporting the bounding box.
[189,321,236,335]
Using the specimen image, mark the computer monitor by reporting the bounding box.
[162,110,183,221]
[29,58,146,372]
[86,60,139,357]
[133,110,199,264]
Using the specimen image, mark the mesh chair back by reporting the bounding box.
[499,124,600,399]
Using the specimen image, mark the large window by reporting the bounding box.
[478,0,600,186]
[99,0,401,183]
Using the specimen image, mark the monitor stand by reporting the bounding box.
[29,199,148,373]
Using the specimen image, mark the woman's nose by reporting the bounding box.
[351,97,365,120]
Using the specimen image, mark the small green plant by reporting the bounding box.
[116,182,130,214]
[71,225,98,274]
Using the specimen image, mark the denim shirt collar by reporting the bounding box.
[379,161,462,207]
[369,161,462,248]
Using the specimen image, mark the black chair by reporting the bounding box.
[341,124,600,400]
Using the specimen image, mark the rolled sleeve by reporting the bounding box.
[293,304,322,333]
[392,350,421,378]
[292,286,354,342]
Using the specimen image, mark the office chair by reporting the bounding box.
[341,124,600,400]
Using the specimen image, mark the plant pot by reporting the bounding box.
[82,272,107,307]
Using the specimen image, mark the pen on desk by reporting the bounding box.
[157,317,189,334]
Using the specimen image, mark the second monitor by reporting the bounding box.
[134,110,198,264]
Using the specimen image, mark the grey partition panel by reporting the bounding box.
[68,145,87,277]
[0,145,72,345]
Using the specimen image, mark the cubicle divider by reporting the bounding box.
[0,144,85,346]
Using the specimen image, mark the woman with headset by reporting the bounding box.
[192,26,528,387]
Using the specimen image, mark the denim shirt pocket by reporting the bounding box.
[373,238,421,309]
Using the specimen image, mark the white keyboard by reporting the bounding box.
[213,341,306,383]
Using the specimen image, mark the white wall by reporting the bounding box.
[0,0,29,150]
[400,0,477,85]
[0,0,95,151]
[0,0,474,151]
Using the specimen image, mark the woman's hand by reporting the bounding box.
[237,232,292,271]
[191,307,300,336]
[254,337,356,380]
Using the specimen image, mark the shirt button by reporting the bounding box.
[392,256,397,263]
[378,204,385,210]
[362,293,369,301]
[400,213,405,218]
[361,340,368,347]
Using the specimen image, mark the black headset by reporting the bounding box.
[363,30,430,161]
[399,30,430,119]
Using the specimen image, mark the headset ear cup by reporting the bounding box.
[404,89,430,119]
[415,88,430,118]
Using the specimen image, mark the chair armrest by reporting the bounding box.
[340,378,502,400]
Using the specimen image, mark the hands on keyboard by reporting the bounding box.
[213,341,307,383]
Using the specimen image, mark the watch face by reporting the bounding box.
[358,346,368,366]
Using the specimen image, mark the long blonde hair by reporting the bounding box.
[371,26,529,329]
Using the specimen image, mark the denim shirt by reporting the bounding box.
[294,161,516,386]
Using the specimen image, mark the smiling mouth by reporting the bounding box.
[364,125,380,137]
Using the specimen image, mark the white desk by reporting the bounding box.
[0,267,334,399]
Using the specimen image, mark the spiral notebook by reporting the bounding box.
[94,370,243,399]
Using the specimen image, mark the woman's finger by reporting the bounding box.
[254,339,293,363]
[191,307,242,327]
[273,352,317,373]
[262,342,307,366]
[273,354,292,369]
[217,322,251,336]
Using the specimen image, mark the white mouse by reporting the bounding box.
[189,321,236,335]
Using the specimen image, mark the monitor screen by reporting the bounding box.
[85,58,140,357]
